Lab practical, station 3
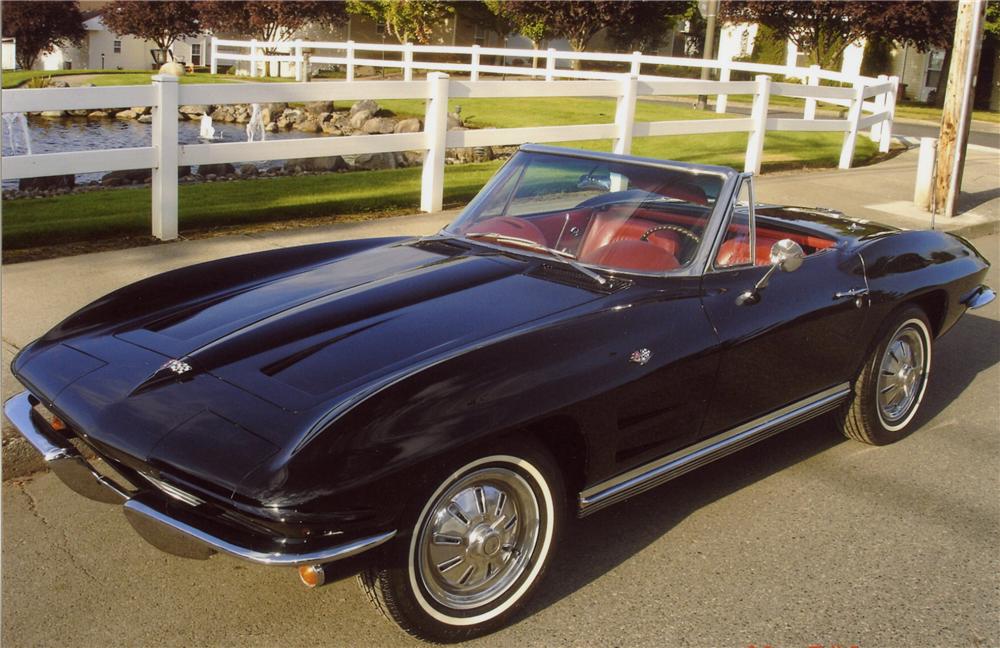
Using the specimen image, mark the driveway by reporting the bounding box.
[3,232,997,647]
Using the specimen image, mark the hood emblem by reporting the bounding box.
[629,348,652,365]
[163,359,192,375]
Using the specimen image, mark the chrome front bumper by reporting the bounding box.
[963,285,996,310]
[3,391,395,567]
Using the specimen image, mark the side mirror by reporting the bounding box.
[737,238,806,305]
[770,238,805,273]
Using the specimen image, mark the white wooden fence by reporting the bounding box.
[2,47,897,242]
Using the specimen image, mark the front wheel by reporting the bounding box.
[359,446,563,642]
[837,306,933,445]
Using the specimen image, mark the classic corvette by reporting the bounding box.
[5,144,994,641]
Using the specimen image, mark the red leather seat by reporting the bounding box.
[578,211,681,260]
[580,240,680,272]
[716,236,780,267]
[463,217,548,246]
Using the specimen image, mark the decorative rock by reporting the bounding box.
[265,122,279,132]
[283,108,306,124]
[294,118,322,133]
[137,114,153,124]
[352,152,397,171]
[198,163,236,177]
[40,110,65,118]
[321,121,341,135]
[67,109,90,117]
[19,175,75,192]
[400,151,424,166]
[116,109,138,120]
[305,100,334,114]
[350,99,380,116]
[102,169,151,185]
[284,156,349,173]
[49,79,70,88]
[239,164,259,177]
[87,110,111,119]
[131,106,150,116]
[205,173,218,181]
[394,118,422,133]
[179,104,211,116]
[349,109,373,130]
[362,117,397,134]
[318,111,332,123]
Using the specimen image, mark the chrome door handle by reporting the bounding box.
[834,288,868,299]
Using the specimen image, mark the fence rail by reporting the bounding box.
[2,41,898,242]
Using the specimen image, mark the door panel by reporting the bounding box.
[699,247,867,436]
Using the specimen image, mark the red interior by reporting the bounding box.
[716,224,835,267]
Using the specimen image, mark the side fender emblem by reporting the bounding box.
[629,348,652,365]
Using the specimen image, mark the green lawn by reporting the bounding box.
[1,69,289,88]
[2,95,879,250]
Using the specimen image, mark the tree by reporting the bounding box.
[720,1,956,70]
[345,0,454,44]
[102,1,201,64]
[196,1,348,48]
[487,1,683,69]
[1,1,86,70]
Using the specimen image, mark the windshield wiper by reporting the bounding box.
[463,232,607,285]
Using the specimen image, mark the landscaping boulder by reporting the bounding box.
[88,110,111,119]
[284,156,349,173]
[239,164,259,177]
[198,163,236,177]
[294,118,323,133]
[349,109,373,130]
[179,104,211,117]
[49,79,70,88]
[305,100,334,114]
[350,99,380,116]
[394,118,422,133]
[362,117,397,134]
[321,121,342,135]
[210,106,234,122]
[19,175,75,192]
[131,106,150,116]
[352,152,397,171]
[102,169,151,186]
[260,102,287,123]
[67,109,90,117]
[137,114,153,124]
[265,122,279,132]
[40,110,65,118]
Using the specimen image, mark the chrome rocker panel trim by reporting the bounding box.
[3,390,396,567]
[578,383,852,516]
[963,285,996,310]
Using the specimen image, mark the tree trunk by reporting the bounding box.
[16,53,37,70]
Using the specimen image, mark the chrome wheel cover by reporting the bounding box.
[877,325,927,424]
[416,467,540,611]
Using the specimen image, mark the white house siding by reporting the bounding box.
[2,38,15,69]
[718,23,758,63]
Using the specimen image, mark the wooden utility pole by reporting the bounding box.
[932,0,986,218]
[696,0,718,110]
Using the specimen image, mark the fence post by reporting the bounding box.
[151,75,179,240]
[803,64,820,120]
[838,80,865,169]
[630,51,642,77]
[545,48,556,81]
[210,37,217,75]
[346,40,355,82]
[869,74,888,142]
[878,75,899,153]
[716,60,731,114]
[421,72,449,213]
[295,39,304,81]
[613,75,638,156]
[470,44,480,81]
[744,74,771,174]
[404,42,414,81]
[250,38,258,77]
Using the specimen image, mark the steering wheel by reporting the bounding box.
[640,224,701,244]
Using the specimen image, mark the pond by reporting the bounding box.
[2,115,330,189]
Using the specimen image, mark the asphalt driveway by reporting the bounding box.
[2,232,997,647]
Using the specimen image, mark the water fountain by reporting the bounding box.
[2,113,33,155]
[199,113,221,141]
[246,103,265,142]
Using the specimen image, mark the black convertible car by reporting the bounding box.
[6,144,994,641]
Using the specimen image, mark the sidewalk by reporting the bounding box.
[3,148,998,477]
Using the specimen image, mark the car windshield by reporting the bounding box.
[446,150,727,274]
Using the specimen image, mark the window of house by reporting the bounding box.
[473,25,486,46]
[113,40,122,54]
[191,43,201,66]
[925,49,945,88]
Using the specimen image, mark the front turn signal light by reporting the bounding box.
[298,564,326,588]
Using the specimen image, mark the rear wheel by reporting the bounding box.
[837,306,932,445]
[359,446,563,642]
